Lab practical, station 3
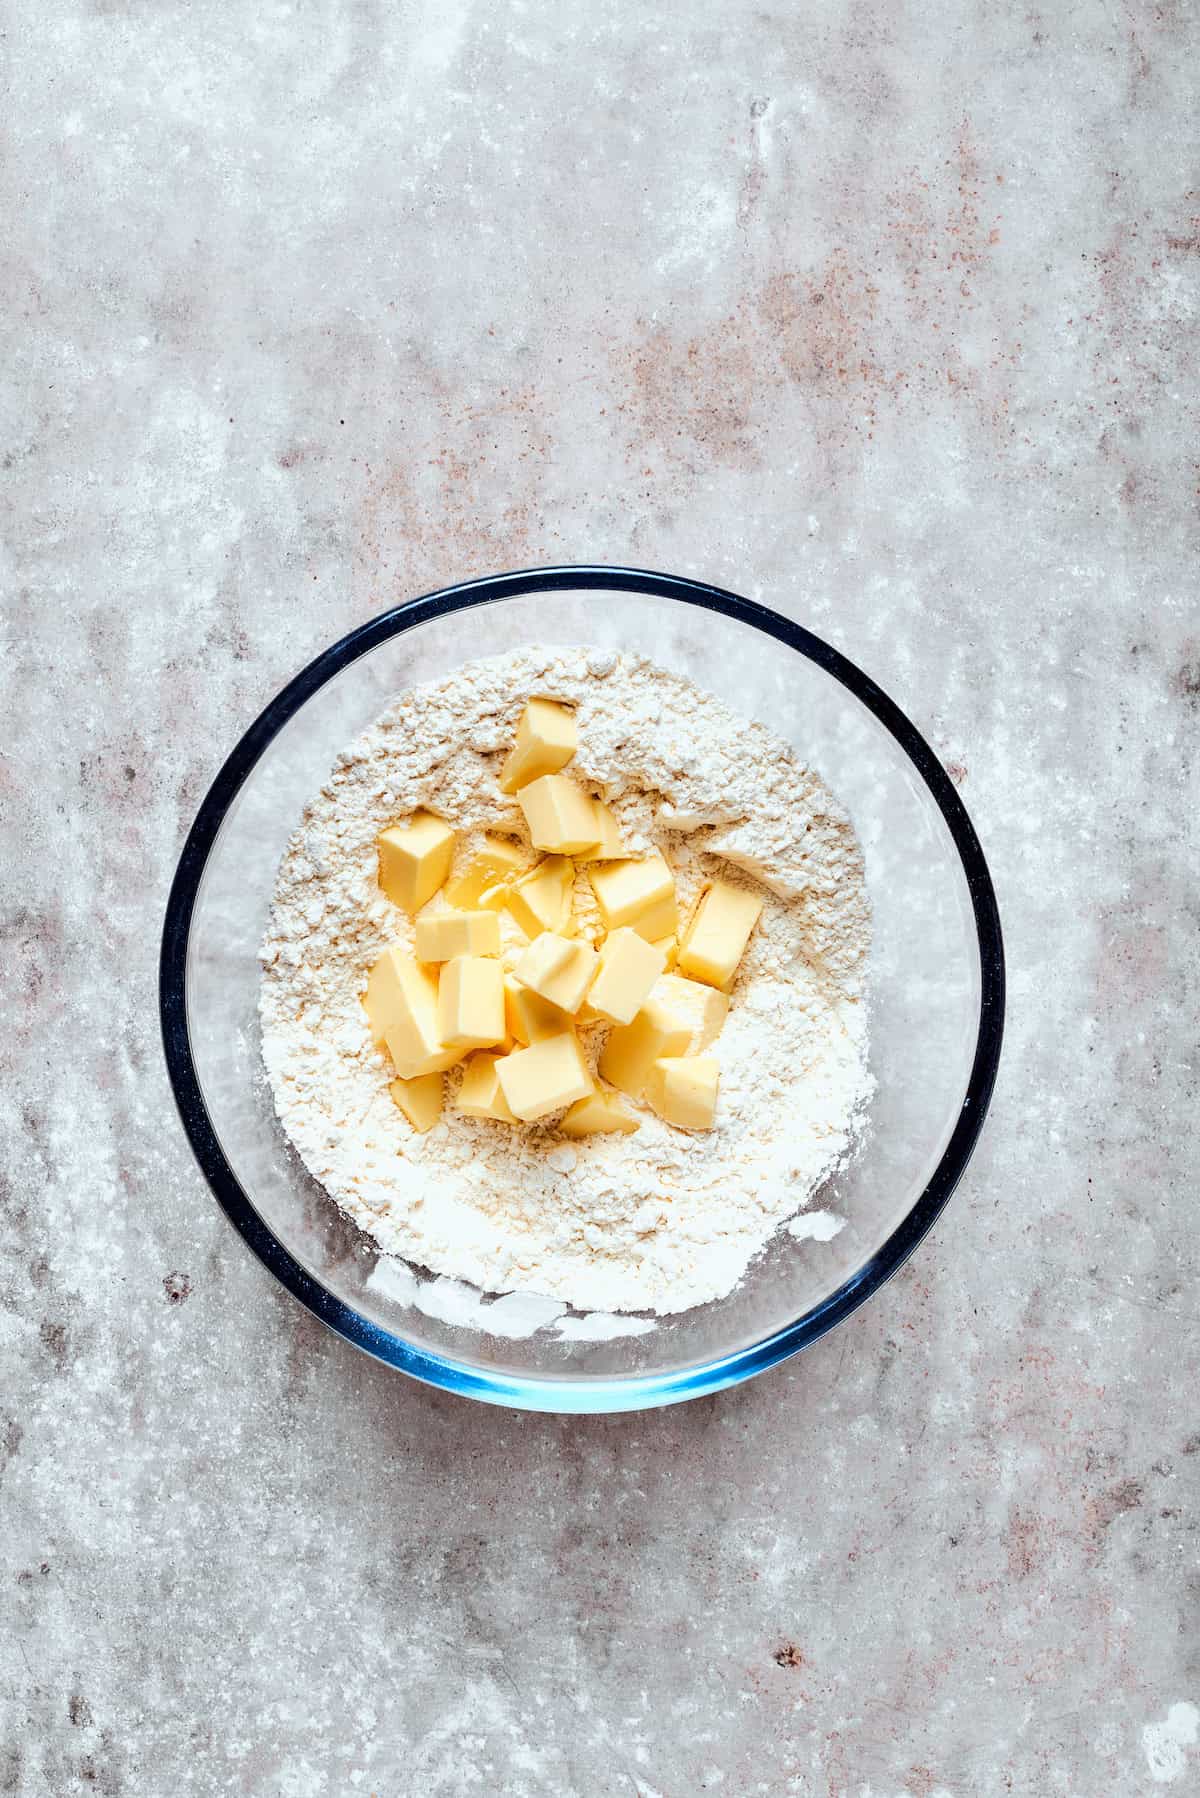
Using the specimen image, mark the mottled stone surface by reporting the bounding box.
[2,2,1197,1793]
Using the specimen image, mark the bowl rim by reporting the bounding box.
[160,563,1005,1412]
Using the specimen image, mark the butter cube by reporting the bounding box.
[598,998,691,1100]
[502,973,522,1040]
[496,1032,594,1122]
[455,1053,518,1123]
[586,928,666,1026]
[438,955,506,1051]
[574,798,624,862]
[388,1073,443,1133]
[651,935,679,971]
[505,976,572,1045]
[517,774,601,855]
[365,949,462,1079]
[477,881,513,913]
[678,879,764,989]
[652,971,729,1051]
[414,909,501,962]
[513,932,598,1015]
[377,811,455,913]
[644,1055,719,1131]
[588,853,678,940]
[499,698,577,794]
[445,835,527,909]
[363,943,410,1045]
[506,856,574,937]
[628,895,677,942]
[560,1088,640,1137]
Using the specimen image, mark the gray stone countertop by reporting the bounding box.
[3,2,1197,1793]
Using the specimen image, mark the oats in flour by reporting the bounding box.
[258,648,873,1316]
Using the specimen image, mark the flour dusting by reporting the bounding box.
[258,648,873,1316]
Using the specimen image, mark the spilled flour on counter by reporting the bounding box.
[259,648,872,1316]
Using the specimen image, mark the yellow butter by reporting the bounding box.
[517,774,601,855]
[677,879,764,989]
[598,998,691,1100]
[573,798,624,863]
[363,943,411,1045]
[651,935,679,971]
[455,1053,518,1123]
[376,810,455,914]
[496,1033,593,1122]
[503,975,523,1042]
[388,1072,443,1133]
[499,698,577,795]
[513,931,598,1015]
[364,949,462,1079]
[505,976,572,1045]
[586,927,666,1026]
[628,894,679,943]
[644,1055,719,1131]
[414,908,501,962]
[588,853,678,939]
[506,856,574,937]
[445,835,527,909]
[437,955,506,1051]
[560,1088,639,1137]
[652,971,729,1051]
[477,881,513,914]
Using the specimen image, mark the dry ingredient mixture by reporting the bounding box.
[259,648,873,1316]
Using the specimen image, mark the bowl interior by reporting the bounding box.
[180,582,989,1401]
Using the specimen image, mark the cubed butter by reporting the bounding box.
[588,853,678,940]
[365,949,462,1079]
[455,1053,518,1123]
[388,1072,443,1133]
[517,774,601,856]
[598,998,691,1100]
[496,1033,593,1123]
[513,932,598,1015]
[652,971,729,1051]
[505,975,572,1045]
[499,698,577,794]
[445,835,527,909]
[644,1055,719,1131]
[363,943,411,1046]
[586,927,666,1026]
[414,909,501,962]
[560,1088,639,1137]
[573,798,624,862]
[677,879,764,989]
[627,894,678,942]
[506,856,574,937]
[376,811,455,913]
[438,955,506,1051]
[499,1000,518,1052]
[651,935,679,970]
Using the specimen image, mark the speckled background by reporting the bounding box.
[3,2,1198,1793]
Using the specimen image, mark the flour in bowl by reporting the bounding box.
[258,648,872,1315]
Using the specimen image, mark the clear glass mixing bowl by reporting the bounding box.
[160,566,1004,1411]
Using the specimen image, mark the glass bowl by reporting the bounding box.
[160,566,1004,1412]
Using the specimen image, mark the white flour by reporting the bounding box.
[258,648,873,1316]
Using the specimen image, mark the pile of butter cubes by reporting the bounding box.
[362,698,763,1138]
